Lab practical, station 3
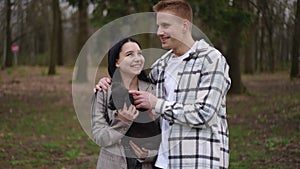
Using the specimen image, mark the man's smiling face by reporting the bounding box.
[156,11,185,50]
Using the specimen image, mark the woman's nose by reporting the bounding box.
[133,54,143,62]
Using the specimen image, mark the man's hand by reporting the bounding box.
[129,90,158,110]
[129,140,149,160]
[93,77,111,92]
[117,103,139,122]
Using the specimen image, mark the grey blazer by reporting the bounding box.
[91,80,159,169]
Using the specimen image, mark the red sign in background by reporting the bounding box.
[11,44,19,53]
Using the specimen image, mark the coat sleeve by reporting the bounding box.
[155,54,231,128]
[91,90,132,147]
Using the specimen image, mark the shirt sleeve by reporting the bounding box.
[148,60,160,84]
[155,55,231,128]
[148,50,172,84]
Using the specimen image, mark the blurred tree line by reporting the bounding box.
[0,0,299,93]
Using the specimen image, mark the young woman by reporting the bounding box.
[91,38,161,169]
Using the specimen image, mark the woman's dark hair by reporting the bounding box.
[107,37,149,82]
[107,37,149,110]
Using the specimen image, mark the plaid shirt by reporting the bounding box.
[149,40,231,169]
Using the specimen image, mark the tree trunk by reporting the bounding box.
[227,0,248,94]
[259,22,265,72]
[254,10,260,72]
[267,28,275,72]
[48,0,59,75]
[17,0,24,62]
[75,0,89,82]
[244,0,255,74]
[278,2,285,70]
[280,28,286,70]
[291,0,300,78]
[227,30,244,94]
[260,0,275,72]
[57,3,63,66]
[3,0,12,68]
[244,29,255,74]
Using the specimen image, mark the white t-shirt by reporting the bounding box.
[155,48,193,169]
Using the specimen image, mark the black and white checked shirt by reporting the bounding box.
[149,40,231,169]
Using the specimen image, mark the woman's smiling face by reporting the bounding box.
[116,41,145,78]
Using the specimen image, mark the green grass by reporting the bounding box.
[265,137,290,151]
[64,148,80,159]
[227,78,300,169]
[0,67,299,168]
[0,94,98,168]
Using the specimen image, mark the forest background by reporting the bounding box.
[0,0,299,168]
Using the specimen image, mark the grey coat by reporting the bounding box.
[91,80,159,169]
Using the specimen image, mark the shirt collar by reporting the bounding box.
[184,40,210,61]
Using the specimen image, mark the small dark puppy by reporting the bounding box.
[110,82,161,151]
[110,82,133,110]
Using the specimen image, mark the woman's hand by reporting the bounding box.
[129,140,149,160]
[117,103,139,122]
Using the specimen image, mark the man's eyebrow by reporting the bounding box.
[157,22,170,26]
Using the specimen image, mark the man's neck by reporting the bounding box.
[173,37,195,57]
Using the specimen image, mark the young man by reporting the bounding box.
[96,1,231,168]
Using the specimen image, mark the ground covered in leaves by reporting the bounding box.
[0,66,299,168]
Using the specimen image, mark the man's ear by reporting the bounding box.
[183,19,190,32]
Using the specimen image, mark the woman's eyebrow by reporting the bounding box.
[124,50,134,54]
[124,49,141,54]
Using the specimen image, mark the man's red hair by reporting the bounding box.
[153,0,193,22]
